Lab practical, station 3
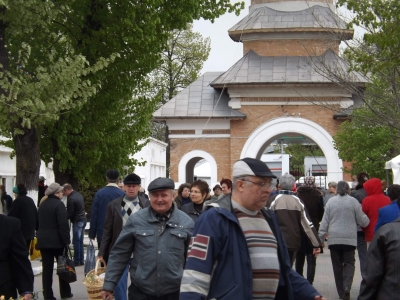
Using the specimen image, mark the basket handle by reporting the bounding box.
[94,258,107,278]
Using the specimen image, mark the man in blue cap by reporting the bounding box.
[101,177,194,300]
[180,157,326,300]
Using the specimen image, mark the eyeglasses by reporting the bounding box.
[241,179,274,189]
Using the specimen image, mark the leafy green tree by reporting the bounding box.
[0,1,117,194]
[0,0,244,193]
[333,109,396,178]
[334,0,400,131]
[149,24,211,176]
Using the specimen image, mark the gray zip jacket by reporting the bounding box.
[102,206,194,297]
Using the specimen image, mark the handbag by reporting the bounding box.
[30,237,41,261]
[84,239,96,276]
[56,247,77,283]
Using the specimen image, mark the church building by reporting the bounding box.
[154,0,365,186]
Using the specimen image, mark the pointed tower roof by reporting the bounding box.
[229,5,353,42]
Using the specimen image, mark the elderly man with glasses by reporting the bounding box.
[181,158,326,300]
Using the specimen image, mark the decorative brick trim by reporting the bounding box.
[169,130,195,134]
[203,129,231,134]
[241,97,343,102]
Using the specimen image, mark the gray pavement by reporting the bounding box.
[32,246,363,299]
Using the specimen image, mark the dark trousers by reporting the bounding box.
[330,248,355,298]
[357,231,367,278]
[295,251,316,284]
[287,250,296,266]
[41,248,71,299]
[128,283,179,300]
[26,239,31,251]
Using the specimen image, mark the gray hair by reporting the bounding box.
[328,181,337,189]
[336,181,350,196]
[280,173,296,190]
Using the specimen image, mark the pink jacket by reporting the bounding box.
[362,178,391,241]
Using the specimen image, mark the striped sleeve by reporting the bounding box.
[180,211,221,300]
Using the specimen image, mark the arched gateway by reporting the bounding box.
[154,0,365,187]
[241,117,343,183]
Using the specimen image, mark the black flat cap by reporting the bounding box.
[106,169,120,180]
[124,173,141,185]
[148,177,175,192]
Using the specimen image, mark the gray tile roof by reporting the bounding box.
[153,72,246,119]
[229,5,350,40]
[210,49,367,86]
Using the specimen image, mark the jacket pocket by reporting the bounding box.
[168,230,187,254]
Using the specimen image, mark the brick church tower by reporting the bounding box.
[154,0,365,186]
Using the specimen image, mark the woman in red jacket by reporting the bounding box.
[361,178,391,246]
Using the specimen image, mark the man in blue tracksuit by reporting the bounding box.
[180,157,326,300]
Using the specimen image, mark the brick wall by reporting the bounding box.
[169,138,232,183]
[169,103,348,182]
[243,39,340,57]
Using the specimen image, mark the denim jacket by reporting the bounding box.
[103,206,194,297]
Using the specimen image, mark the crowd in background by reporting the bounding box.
[1,166,400,300]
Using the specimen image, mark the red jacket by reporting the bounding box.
[362,178,390,241]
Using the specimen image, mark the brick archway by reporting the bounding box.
[178,150,218,186]
[241,117,343,183]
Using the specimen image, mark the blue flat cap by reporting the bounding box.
[148,177,175,192]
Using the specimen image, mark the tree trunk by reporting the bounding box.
[53,159,80,190]
[12,126,41,204]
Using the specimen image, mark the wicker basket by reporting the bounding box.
[83,259,107,300]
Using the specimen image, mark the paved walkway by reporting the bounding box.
[32,246,363,299]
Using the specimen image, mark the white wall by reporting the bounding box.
[131,138,167,192]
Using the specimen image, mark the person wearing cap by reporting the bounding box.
[101,177,194,300]
[37,182,72,300]
[89,169,125,249]
[38,175,48,206]
[210,184,222,201]
[181,158,326,300]
[266,173,321,266]
[98,173,149,300]
[63,183,86,266]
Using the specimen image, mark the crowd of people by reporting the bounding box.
[1,161,400,299]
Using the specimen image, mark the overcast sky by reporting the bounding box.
[192,0,252,74]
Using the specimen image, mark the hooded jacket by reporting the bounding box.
[362,178,391,241]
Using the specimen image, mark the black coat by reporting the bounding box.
[181,202,202,222]
[37,195,70,249]
[359,217,400,300]
[66,190,86,223]
[0,215,34,299]
[98,194,149,262]
[8,195,38,240]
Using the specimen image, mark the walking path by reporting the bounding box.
[32,242,363,299]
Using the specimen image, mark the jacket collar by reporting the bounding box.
[205,194,240,224]
[146,205,186,228]
[106,183,119,188]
